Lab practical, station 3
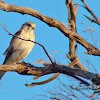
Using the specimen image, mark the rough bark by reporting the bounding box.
[0,63,100,85]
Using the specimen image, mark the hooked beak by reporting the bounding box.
[32,24,36,29]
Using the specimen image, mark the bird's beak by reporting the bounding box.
[32,24,36,29]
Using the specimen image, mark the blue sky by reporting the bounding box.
[0,0,100,100]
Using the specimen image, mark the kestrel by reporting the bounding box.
[0,22,36,79]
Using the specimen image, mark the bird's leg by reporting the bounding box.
[16,58,25,64]
[20,58,25,64]
[16,58,20,64]
[21,58,28,64]
[22,58,25,63]
[16,58,23,65]
[17,58,19,63]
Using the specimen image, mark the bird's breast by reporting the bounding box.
[11,31,35,60]
[19,31,35,49]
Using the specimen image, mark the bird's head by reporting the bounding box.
[21,22,36,30]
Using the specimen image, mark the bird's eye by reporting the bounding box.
[27,24,31,26]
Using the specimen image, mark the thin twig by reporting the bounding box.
[0,23,53,64]
[81,0,100,25]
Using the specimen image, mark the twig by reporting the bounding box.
[25,73,60,87]
[0,23,53,64]
[81,0,100,25]
[25,56,89,87]
[90,89,100,98]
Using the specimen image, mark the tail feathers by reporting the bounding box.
[0,61,8,79]
[0,71,5,79]
[1,55,16,79]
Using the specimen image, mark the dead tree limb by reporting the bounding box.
[0,63,100,85]
[65,0,88,71]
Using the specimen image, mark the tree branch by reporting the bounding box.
[67,54,89,71]
[81,0,100,25]
[65,0,88,72]
[0,1,100,56]
[0,63,100,85]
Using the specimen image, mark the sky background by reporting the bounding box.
[0,0,100,100]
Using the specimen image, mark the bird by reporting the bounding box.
[0,22,36,79]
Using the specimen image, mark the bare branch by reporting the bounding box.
[65,0,88,72]
[25,73,60,87]
[0,63,100,85]
[81,0,100,25]
[66,0,75,57]
[26,57,89,87]
[0,1,100,56]
[67,54,89,71]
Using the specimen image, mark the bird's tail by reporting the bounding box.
[0,61,7,79]
[0,71,5,79]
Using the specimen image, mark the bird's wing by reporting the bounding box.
[3,47,9,55]
[3,29,23,64]
[3,46,13,64]
[3,29,22,56]
[10,29,22,47]
[14,29,22,36]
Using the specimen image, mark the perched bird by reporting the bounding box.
[0,22,36,79]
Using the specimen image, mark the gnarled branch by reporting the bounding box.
[0,63,100,86]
